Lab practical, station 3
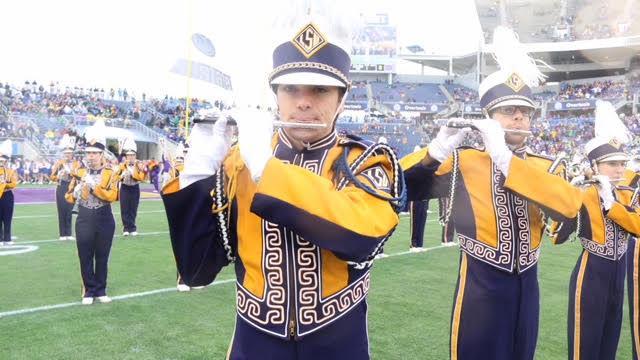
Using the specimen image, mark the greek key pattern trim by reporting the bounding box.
[581,218,627,261]
[236,220,288,336]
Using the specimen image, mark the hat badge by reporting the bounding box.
[292,23,328,59]
[609,138,621,149]
[505,73,525,92]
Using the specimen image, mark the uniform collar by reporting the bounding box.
[277,128,337,152]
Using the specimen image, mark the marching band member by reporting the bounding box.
[0,140,17,246]
[400,26,582,360]
[161,4,404,358]
[624,155,640,359]
[65,120,118,305]
[51,134,78,241]
[115,136,147,236]
[552,100,640,360]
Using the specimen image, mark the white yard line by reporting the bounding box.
[14,210,166,219]
[0,278,236,318]
[0,244,453,318]
[17,231,170,245]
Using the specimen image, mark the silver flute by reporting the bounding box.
[192,114,327,129]
[573,178,625,186]
[437,118,533,136]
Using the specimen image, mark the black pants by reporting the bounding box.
[569,251,626,360]
[75,205,115,297]
[56,181,74,237]
[228,301,371,359]
[410,200,428,247]
[120,183,140,232]
[0,191,14,242]
[451,254,540,360]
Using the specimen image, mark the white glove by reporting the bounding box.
[232,108,274,182]
[570,175,585,186]
[473,119,513,176]
[427,125,470,163]
[180,116,232,189]
[83,175,96,190]
[73,184,82,199]
[595,175,615,210]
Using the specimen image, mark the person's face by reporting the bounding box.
[597,160,627,183]
[276,84,342,144]
[125,154,136,163]
[85,151,102,166]
[490,105,534,146]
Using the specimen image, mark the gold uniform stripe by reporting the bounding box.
[451,253,468,360]
[399,147,429,171]
[573,251,589,360]
[634,239,640,354]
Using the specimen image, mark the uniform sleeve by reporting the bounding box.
[92,169,118,203]
[161,174,233,286]
[132,162,147,181]
[50,161,61,182]
[504,156,583,221]
[400,147,450,201]
[65,178,77,204]
[5,169,17,190]
[549,210,580,245]
[250,157,399,261]
[607,201,640,237]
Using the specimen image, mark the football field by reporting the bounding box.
[0,196,634,359]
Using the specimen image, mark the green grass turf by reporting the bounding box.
[0,200,633,359]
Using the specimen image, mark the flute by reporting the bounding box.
[573,178,625,186]
[437,119,533,136]
[192,115,328,129]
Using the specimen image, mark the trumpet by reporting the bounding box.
[437,118,533,137]
[192,113,327,129]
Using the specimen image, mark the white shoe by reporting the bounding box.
[97,296,112,303]
[443,242,457,247]
[375,253,389,259]
[67,236,75,241]
[191,286,205,290]
[177,284,191,292]
[409,247,425,253]
[59,236,66,241]
[131,231,138,236]
[123,232,130,236]
[81,297,94,305]
[6,241,14,246]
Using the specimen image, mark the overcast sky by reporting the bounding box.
[0,0,483,106]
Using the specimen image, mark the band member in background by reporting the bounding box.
[623,155,640,359]
[409,199,428,252]
[551,100,640,360]
[51,134,77,241]
[65,120,118,305]
[0,140,17,246]
[401,26,582,360]
[115,136,147,236]
[147,157,160,193]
